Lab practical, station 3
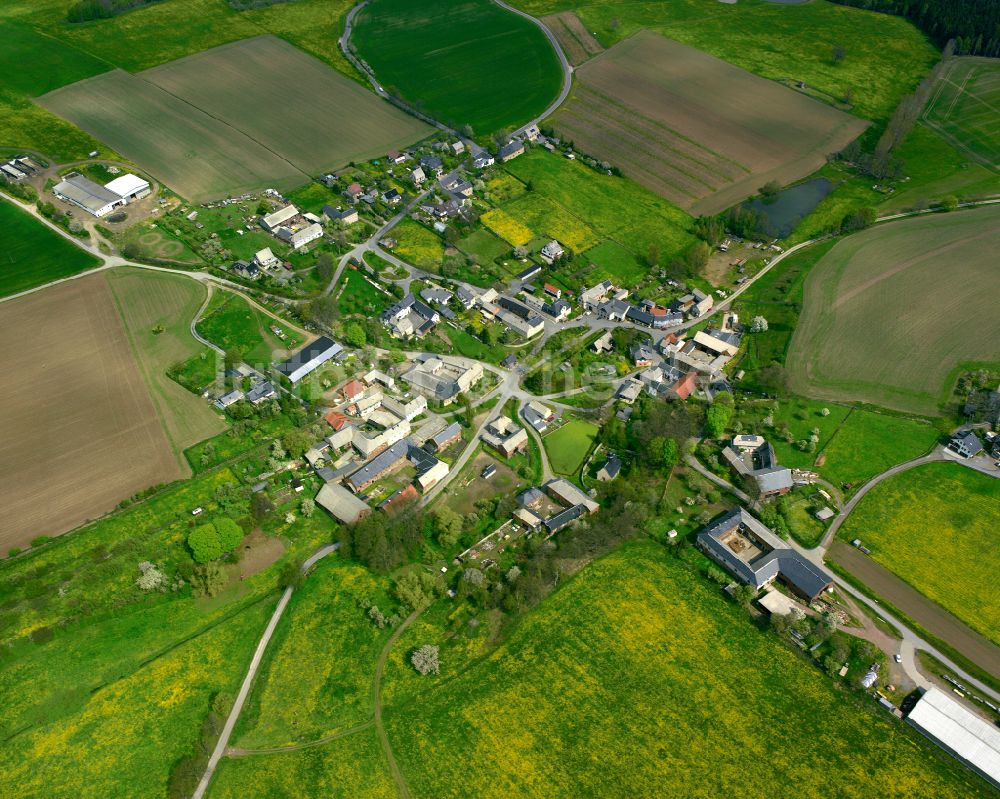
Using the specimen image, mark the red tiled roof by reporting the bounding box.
[325,411,350,430]
[381,483,418,513]
[342,379,364,398]
[673,372,698,400]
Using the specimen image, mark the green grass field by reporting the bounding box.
[787,205,1000,415]
[106,268,226,457]
[196,289,302,367]
[503,149,696,264]
[839,462,1000,646]
[580,240,647,287]
[391,218,444,270]
[352,0,563,133]
[336,269,389,317]
[0,199,99,297]
[924,57,1000,170]
[457,227,512,265]
[210,726,396,799]
[514,0,937,124]
[234,559,394,749]
[543,419,598,475]
[501,192,600,252]
[382,542,988,797]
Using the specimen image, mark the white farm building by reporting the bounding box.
[275,336,343,383]
[53,172,151,217]
[906,687,1000,789]
[104,173,151,202]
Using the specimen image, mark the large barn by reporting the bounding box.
[275,336,343,383]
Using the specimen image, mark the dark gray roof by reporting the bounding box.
[430,422,462,448]
[517,264,542,281]
[697,508,832,599]
[599,456,622,479]
[498,296,533,320]
[346,440,408,491]
[755,466,793,494]
[544,503,588,533]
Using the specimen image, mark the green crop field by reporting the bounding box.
[839,462,1000,647]
[513,0,936,124]
[106,268,226,457]
[787,205,1000,415]
[0,199,99,297]
[382,542,988,797]
[924,57,1000,170]
[543,419,598,474]
[504,149,696,264]
[352,0,563,134]
[196,289,303,368]
[40,37,429,202]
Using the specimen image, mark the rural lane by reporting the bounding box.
[192,543,340,799]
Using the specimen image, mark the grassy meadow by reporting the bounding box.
[352,0,562,133]
[234,560,394,749]
[106,268,226,457]
[210,726,396,799]
[503,148,696,262]
[923,57,1000,170]
[839,462,1000,647]
[0,199,99,297]
[336,269,390,317]
[383,542,990,797]
[196,289,302,367]
[514,0,937,123]
[787,205,1000,415]
[543,419,599,475]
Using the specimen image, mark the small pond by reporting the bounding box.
[744,177,833,237]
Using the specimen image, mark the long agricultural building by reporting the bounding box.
[275,336,343,383]
[906,687,1000,789]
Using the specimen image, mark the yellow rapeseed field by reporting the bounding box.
[481,208,535,247]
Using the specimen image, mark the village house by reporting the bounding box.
[948,430,984,458]
[721,437,793,497]
[523,401,555,433]
[592,331,614,353]
[540,240,565,264]
[346,440,409,493]
[596,455,622,482]
[473,152,495,169]
[499,140,525,162]
[481,416,529,457]
[401,356,483,405]
[426,421,463,453]
[323,205,359,225]
[380,293,440,339]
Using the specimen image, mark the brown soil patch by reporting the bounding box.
[830,541,1000,679]
[239,529,285,579]
[543,11,604,66]
[553,32,868,215]
[0,274,183,550]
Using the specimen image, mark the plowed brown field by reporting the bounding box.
[0,274,183,550]
[553,32,868,215]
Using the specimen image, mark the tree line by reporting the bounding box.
[831,0,1000,56]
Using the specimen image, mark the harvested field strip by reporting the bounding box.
[787,205,1000,415]
[556,105,719,198]
[105,268,225,456]
[572,83,749,179]
[829,541,1000,680]
[0,274,183,550]
[553,32,867,214]
[40,36,430,202]
[39,69,305,203]
[543,11,603,66]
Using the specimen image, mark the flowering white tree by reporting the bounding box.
[136,561,167,591]
[750,316,769,333]
[411,644,440,675]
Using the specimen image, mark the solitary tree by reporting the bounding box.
[411,644,440,675]
[832,45,846,63]
[188,524,222,564]
[215,518,244,553]
[750,315,769,333]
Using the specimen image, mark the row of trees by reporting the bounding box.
[66,0,158,23]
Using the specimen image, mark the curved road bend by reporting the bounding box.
[192,543,340,799]
[489,0,574,139]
